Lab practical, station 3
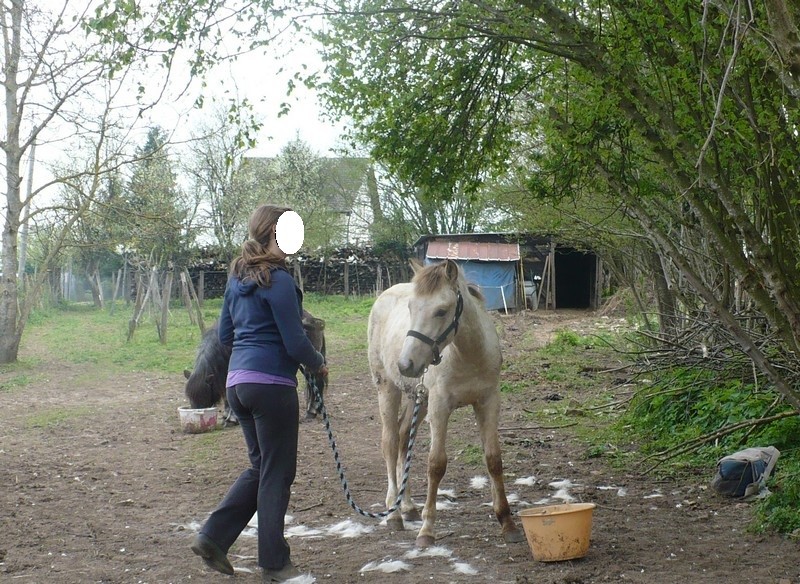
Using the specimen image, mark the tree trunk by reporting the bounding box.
[0,1,24,364]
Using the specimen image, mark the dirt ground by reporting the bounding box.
[1,309,798,584]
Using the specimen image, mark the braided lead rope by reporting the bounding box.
[304,370,424,520]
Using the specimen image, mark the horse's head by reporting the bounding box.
[399,259,465,378]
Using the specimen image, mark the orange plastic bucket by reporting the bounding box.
[519,503,595,561]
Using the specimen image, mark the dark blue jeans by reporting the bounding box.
[200,383,299,570]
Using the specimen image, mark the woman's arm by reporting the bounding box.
[269,272,325,371]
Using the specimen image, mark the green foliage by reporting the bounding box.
[614,362,800,533]
[755,456,800,534]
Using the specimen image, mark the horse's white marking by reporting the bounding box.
[359,560,411,573]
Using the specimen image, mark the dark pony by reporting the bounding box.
[183,311,328,424]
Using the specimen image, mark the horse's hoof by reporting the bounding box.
[386,516,405,532]
[402,508,422,523]
[415,535,435,548]
[503,528,526,544]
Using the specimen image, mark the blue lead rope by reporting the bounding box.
[303,370,422,519]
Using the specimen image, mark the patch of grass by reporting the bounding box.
[26,405,94,428]
[183,431,226,466]
[499,379,528,394]
[457,444,484,466]
[0,374,32,393]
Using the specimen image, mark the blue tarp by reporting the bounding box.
[424,259,517,311]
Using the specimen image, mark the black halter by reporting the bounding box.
[406,290,464,366]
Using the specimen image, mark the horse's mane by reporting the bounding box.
[413,262,485,301]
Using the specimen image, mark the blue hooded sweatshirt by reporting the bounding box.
[218,267,325,382]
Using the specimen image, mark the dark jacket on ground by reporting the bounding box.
[218,267,324,380]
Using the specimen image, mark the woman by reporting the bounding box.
[191,204,327,583]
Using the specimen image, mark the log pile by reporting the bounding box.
[188,246,412,299]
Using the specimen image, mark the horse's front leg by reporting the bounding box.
[416,406,449,547]
[397,396,427,523]
[474,395,524,544]
[378,382,404,530]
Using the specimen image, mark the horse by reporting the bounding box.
[183,311,328,423]
[367,259,525,548]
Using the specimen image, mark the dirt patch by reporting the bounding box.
[1,310,797,583]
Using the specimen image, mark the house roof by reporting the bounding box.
[426,240,520,261]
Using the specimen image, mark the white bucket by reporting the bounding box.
[178,406,218,434]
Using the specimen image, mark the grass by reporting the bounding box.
[26,405,95,428]
[22,294,375,378]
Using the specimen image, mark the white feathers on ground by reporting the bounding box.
[470,476,489,489]
[598,485,627,497]
[548,479,574,489]
[436,498,459,510]
[359,560,411,573]
[552,488,577,503]
[282,574,316,584]
[285,525,324,538]
[437,488,457,499]
[514,475,537,486]
[325,519,374,538]
[452,562,479,575]
[403,546,453,559]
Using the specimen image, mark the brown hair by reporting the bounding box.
[229,204,291,287]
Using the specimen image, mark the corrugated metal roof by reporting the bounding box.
[426,240,520,261]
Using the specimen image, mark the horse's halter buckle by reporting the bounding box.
[406,289,464,366]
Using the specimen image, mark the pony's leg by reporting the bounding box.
[222,395,239,427]
[473,394,524,544]
[377,381,404,531]
[397,396,427,522]
[416,404,450,547]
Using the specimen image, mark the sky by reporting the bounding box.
[146,25,351,160]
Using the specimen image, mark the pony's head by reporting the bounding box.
[398,259,465,377]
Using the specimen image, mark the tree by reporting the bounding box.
[183,101,263,259]
[316,1,800,407]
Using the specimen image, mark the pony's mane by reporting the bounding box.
[413,262,484,301]
[412,262,457,295]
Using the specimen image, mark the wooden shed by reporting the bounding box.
[413,233,602,311]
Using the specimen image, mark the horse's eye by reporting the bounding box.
[435,309,447,318]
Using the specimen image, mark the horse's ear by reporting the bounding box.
[409,258,423,274]
[444,259,460,282]
[183,369,191,379]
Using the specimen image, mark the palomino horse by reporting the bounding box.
[184,311,327,422]
[368,259,524,547]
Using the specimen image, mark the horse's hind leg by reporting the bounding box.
[377,380,404,531]
[474,394,524,544]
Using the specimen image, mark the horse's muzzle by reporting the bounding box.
[398,356,424,378]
